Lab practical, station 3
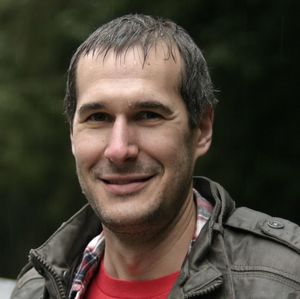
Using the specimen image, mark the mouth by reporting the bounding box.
[100,174,155,196]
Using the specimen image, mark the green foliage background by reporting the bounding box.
[0,0,299,278]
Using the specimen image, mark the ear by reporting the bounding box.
[70,130,75,156]
[194,106,214,159]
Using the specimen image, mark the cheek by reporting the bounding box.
[72,133,106,167]
[141,132,185,166]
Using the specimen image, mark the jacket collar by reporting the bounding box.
[169,177,235,297]
[30,177,235,297]
[30,204,101,290]
[193,176,235,226]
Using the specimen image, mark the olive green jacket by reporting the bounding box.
[11,177,300,299]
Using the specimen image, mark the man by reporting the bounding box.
[12,14,300,299]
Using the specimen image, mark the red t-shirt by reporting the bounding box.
[85,260,179,299]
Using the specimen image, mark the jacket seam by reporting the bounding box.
[16,276,44,289]
[231,264,300,284]
[217,232,236,299]
[231,271,300,291]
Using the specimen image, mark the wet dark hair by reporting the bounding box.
[64,13,217,128]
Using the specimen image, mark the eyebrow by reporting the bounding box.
[77,102,106,116]
[77,100,173,116]
[131,101,173,115]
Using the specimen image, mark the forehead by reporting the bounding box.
[76,43,183,91]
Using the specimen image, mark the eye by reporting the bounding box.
[136,111,162,121]
[86,112,113,122]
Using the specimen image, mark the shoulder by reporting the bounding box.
[223,207,300,285]
[11,264,44,299]
[225,207,300,254]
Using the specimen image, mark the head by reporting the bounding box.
[68,14,216,237]
[65,13,217,130]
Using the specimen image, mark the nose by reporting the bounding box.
[104,117,139,164]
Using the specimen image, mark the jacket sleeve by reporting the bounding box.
[11,266,45,299]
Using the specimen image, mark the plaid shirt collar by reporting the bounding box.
[69,189,213,299]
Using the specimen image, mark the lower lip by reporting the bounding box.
[101,179,152,196]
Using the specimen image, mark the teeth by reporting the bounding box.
[110,180,132,184]
[104,177,149,184]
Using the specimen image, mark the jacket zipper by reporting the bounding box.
[29,250,67,299]
[184,278,222,298]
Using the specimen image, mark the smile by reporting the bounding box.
[100,175,155,196]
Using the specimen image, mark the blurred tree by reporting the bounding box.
[0,0,299,278]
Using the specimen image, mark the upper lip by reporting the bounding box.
[100,174,155,184]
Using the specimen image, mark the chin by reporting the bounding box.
[97,199,169,235]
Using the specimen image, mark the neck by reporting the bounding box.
[102,190,196,280]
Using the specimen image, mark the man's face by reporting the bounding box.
[71,45,211,235]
